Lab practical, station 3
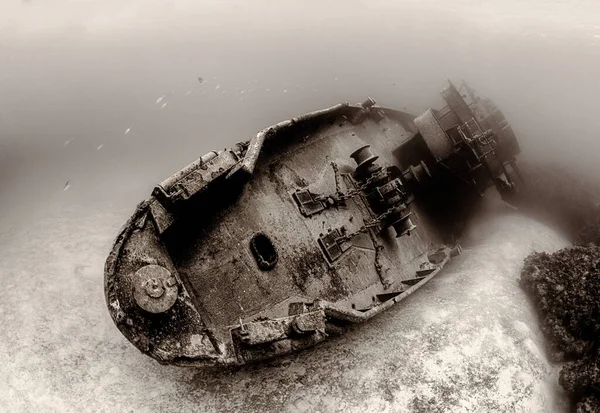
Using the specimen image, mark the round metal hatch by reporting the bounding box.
[132,265,178,314]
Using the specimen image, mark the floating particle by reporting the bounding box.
[240,90,245,94]
[156,96,165,104]
[215,84,220,90]
[124,127,131,135]
[160,102,168,109]
[198,77,205,84]
[63,139,73,147]
[185,90,192,95]
[334,77,338,81]
[96,143,105,151]
[283,89,287,93]
[265,88,270,92]
[63,181,71,191]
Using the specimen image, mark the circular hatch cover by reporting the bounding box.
[132,265,178,314]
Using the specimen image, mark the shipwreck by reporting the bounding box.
[104,80,522,366]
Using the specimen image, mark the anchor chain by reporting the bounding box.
[370,232,395,290]
[336,204,402,244]
[315,168,390,205]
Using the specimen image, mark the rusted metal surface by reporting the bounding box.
[158,151,219,191]
[234,311,326,346]
[154,149,240,204]
[104,80,522,367]
[148,199,174,234]
[132,265,178,314]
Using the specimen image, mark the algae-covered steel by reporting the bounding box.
[104,80,521,366]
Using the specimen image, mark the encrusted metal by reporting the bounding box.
[132,265,178,314]
[104,80,522,367]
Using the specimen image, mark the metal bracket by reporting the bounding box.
[318,228,352,263]
[293,189,327,217]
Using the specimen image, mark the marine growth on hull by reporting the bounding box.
[104,80,522,366]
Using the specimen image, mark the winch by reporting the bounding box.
[350,145,416,237]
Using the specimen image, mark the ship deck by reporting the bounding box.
[163,110,448,328]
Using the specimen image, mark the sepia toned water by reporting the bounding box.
[1,0,599,411]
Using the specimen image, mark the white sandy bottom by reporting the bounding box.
[0,196,569,413]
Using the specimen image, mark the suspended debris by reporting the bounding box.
[156,91,174,104]
[63,139,73,147]
[124,127,131,135]
[198,77,205,84]
[160,102,168,110]
[63,181,71,191]
[96,144,105,151]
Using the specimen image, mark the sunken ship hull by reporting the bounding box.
[105,81,521,366]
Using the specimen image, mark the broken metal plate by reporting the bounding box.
[149,199,175,234]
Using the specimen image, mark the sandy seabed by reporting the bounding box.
[0,192,571,413]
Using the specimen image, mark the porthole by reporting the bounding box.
[250,232,278,271]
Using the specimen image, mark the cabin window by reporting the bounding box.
[250,233,278,271]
